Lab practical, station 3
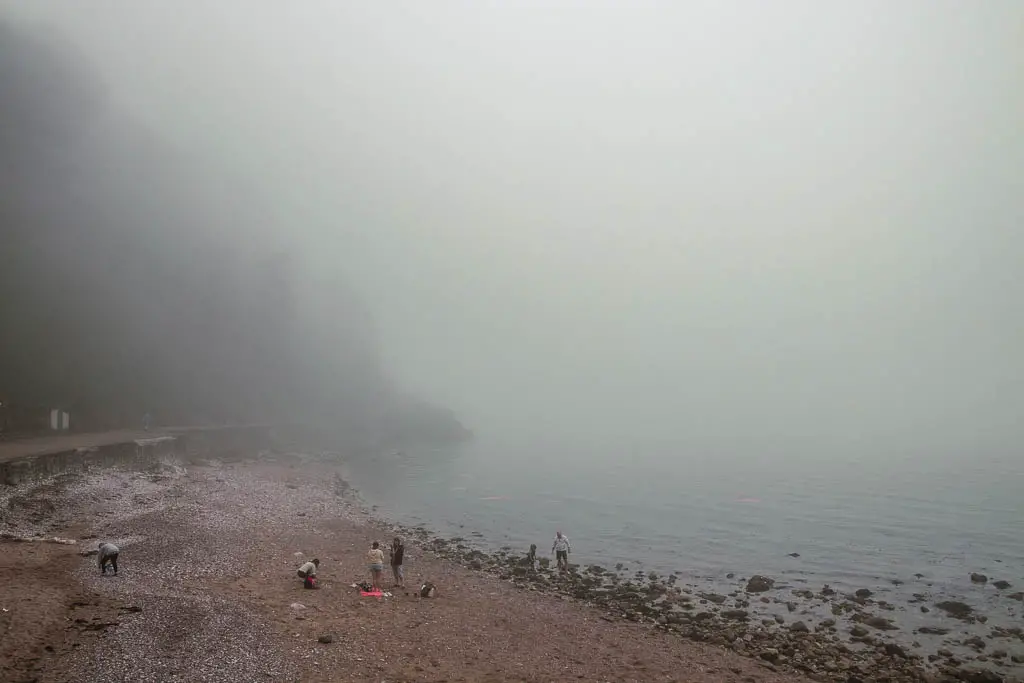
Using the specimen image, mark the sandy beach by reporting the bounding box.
[0,451,823,683]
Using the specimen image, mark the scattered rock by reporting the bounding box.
[884,643,907,658]
[317,634,333,644]
[991,580,1011,590]
[970,573,988,584]
[789,621,809,633]
[936,601,973,619]
[745,575,774,593]
[722,609,749,620]
[863,616,898,631]
[850,626,869,638]
[787,552,800,558]
[702,593,728,605]
[963,636,986,651]
[955,668,1003,683]
[289,603,305,610]
[919,627,950,635]
[1008,592,1023,602]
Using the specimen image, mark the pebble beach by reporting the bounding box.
[0,449,1020,683]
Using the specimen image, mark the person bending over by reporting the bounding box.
[297,558,320,588]
[98,542,120,575]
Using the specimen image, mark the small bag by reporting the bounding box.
[304,575,318,589]
[420,582,436,598]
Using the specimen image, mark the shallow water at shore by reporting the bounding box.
[342,434,1024,641]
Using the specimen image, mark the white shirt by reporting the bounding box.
[553,536,571,553]
[299,561,317,576]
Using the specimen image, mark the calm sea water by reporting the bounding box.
[340,433,1023,631]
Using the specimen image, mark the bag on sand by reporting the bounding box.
[420,582,436,598]
[304,575,318,589]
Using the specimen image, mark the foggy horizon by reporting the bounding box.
[2,1,1021,455]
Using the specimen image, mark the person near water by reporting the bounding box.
[297,558,320,588]
[552,531,571,571]
[98,542,120,575]
[389,537,405,588]
[368,541,385,591]
[527,543,538,571]
[143,412,152,431]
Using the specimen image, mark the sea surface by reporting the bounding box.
[340,432,1023,635]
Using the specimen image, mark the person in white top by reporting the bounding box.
[297,558,319,579]
[552,531,571,572]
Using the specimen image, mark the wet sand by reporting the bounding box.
[1,452,815,683]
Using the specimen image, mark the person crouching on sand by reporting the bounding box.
[367,541,385,592]
[98,542,120,575]
[297,558,320,589]
[389,537,405,588]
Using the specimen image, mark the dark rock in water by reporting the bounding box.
[789,621,809,633]
[955,669,1004,683]
[919,627,950,635]
[884,643,907,658]
[1008,592,1024,602]
[850,626,869,638]
[745,575,774,593]
[936,601,973,619]
[970,573,988,584]
[726,572,735,579]
[786,601,797,612]
[920,606,930,613]
[702,593,727,605]
[855,588,873,599]
[317,634,334,644]
[722,609,749,620]
[788,552,800,558]
[821,584,836,596]
[963,636,986,651]
[991,580,1011,590]
[863,616,898,631]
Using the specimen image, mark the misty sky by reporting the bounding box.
[5,2,1021,449]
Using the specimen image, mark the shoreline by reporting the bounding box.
[0,449,1019,682]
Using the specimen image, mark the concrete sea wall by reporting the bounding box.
[0,425,274,487]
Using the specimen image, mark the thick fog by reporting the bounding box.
[3,2,1021,456]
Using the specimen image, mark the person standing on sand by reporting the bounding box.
[98,542,120,575]
[368,541,385,591]
[552,531,571,572]
[389,537,405,588]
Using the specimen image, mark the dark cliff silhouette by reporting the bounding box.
[0,21,467,447]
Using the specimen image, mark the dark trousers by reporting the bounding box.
[101,554,119,574]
